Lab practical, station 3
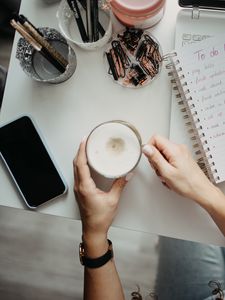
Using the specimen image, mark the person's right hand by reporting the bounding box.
[142,135,218,207]
[73,138,129,247]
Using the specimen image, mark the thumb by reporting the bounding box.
[142,144,172,175]
[109,175,130,199]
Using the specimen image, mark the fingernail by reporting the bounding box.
[81,136,87,143]
[125,172,134,182]
[142,144,154,156]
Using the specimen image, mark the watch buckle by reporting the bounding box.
[79,242,85,265]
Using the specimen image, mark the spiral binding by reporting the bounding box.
[165,52,219,182]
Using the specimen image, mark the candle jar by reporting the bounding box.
[16,27,76,84]
[110,0,166,29]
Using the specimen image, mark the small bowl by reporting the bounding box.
[57,0,112,51]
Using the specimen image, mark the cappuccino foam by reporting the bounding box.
[86,122,141,178]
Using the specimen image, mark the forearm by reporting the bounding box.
[83,234,125,300]
[192,183,225,237]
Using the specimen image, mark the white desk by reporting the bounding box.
[1,0,224,246]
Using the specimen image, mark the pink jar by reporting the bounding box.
[110,0,166,28]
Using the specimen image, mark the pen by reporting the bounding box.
[10,19,66,73]
[86,0,92,41]
[67,0,89,42]
[17,14,68,68]
[78,0,105,37]
[91,0,99,41]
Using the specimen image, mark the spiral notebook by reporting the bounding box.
[167,35,225,183]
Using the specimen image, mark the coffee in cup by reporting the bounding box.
[86,121,142,178]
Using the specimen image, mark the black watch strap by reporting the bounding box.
[79,239,113,269]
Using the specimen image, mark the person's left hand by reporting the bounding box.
[73,138,129,243]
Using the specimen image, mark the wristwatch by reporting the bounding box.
[79,239,113,268]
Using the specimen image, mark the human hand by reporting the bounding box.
[73,138,130,244]
[142,135,217,207]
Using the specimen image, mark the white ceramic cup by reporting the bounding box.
[86,120,142,178]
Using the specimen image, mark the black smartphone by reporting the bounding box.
[0,116,67,208]
[179,0,225,9]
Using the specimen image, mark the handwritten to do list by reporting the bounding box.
[174,35,225,182]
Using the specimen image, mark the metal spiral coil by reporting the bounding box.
[166,59,180,69]
[165,52,218,182]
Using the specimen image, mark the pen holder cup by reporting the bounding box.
[16,27,77,84]
[57,0,112,51]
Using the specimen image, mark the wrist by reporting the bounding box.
[82,232,109,258]
[192,181,223,211]
[79,239,113,268]
[202,185,225,214]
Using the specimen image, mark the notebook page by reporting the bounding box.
[174,36,225,182]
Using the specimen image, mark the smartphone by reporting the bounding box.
[0,116,67,208]
[179,0,225,10]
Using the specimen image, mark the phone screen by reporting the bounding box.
[179,0,225,9]
[0,116,67,208]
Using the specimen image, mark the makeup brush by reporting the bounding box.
[16,14,68,68]
[11,19,66,73]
